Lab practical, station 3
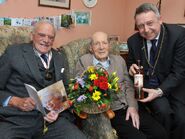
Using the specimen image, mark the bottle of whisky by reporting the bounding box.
[134,60,144,99]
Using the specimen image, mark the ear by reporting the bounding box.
[88,45,93,54]
[159,16,163,25]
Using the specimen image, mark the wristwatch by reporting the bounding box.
[155,88,163,97]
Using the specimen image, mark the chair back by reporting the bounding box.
[0,26,32,56]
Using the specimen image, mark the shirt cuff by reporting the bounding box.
[3,96,12,107]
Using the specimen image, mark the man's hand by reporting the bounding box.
[139,88,160,102]
[129,64,139,76]
[9,96,36,111]
[44,111,58,123]
[126,107,140,129]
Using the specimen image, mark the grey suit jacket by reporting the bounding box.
[0,43,68,121]
[75,53,138,111]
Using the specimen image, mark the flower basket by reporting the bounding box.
[68,66,119,114]
[80,102,110,114]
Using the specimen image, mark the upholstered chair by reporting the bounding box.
[0,26,32,56]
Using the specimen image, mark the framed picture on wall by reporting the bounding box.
[39,0,71,9]
[119,42,128,52]
[73,10,91,25]
[108,35,120,43]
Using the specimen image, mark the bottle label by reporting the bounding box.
[134,74,143,87]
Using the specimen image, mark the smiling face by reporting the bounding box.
[31,22,55,54]
[135,11,162,40]
[90,32,110,62]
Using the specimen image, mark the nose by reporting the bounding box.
[99,42,105,49]
[143,24,149,32]
[43,36,50,43]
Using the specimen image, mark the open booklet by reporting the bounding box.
[25,80,71,116]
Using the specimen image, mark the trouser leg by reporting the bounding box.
[149,97,173,138]
[170,96,185,139]
[111,108,147,139]
[139,105,168,139]
[43,115,87,139]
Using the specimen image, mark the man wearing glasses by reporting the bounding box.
[0,21,87,139]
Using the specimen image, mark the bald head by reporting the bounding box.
[91,32,108,45]
[90,31,110,62]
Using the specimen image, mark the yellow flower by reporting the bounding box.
[114,83,119,91]
[112,72,117,76]
[87,66,95,73]
[108,83,112,89]
[113,77,119,83]
[92,91,101,101]
[89,73,98,80]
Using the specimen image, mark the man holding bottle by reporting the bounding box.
[127,3,185,139]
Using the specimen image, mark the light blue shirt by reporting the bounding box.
[3,96,12,107]
[93,56,110,70]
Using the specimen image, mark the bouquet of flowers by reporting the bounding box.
[68,66,119,115]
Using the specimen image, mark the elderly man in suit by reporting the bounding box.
[0,21,87,139]
[127,3,185,139]
[75,31,167,139]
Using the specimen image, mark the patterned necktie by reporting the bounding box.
[150,39,157,66]
[41,54,48,65]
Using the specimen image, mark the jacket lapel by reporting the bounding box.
[23,44,44,87]
[155,25,167,70]
[52,50,63,81]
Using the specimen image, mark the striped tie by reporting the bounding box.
[41,54,48,65]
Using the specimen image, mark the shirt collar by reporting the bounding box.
[93,56,110,70]
[33,47,51,58]
[146,32,160,44]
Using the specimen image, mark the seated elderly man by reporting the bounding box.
[0,21,87,139]
[75,31,168,139]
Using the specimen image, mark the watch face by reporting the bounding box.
[83,0,97,8]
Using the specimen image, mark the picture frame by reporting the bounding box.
[108,35,120,43]
[39,0,71,9]
[73,10,91,25]
[119,42,128,52]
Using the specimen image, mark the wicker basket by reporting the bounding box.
[81,102,110,114]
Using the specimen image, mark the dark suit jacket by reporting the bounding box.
[127,23,185,104]
[0,43,68,123]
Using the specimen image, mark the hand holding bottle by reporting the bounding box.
[134,60,144,99]
[129,63,143,76]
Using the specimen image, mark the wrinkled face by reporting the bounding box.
[31,23,55,54]
[135,11,162,40]
[90,32,110,62]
